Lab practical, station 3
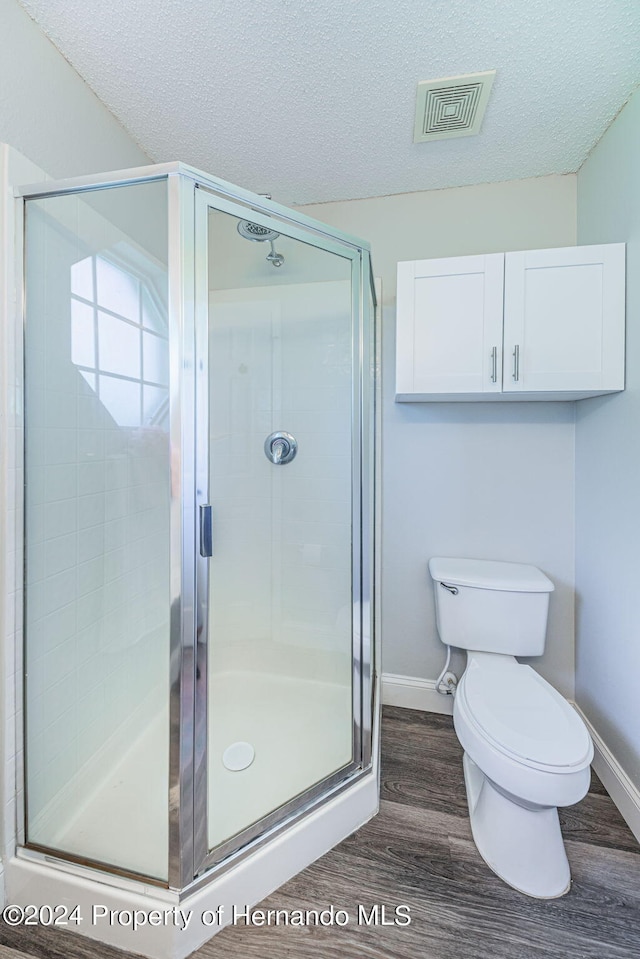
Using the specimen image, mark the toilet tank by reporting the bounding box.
[428,557,554,656]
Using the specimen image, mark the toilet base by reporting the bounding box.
[463,752,571,899]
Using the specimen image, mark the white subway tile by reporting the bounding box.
[77,526,104,564]
[45,674,77,724]
[104,429,127,457]
[105,489,127,521]
[77,557,105,597]
[26,551,45,586]
[43,497,76,539]
[105,457,129,491]
[45,428,76,465]
[77,428,105,461]
[77,394,102,430]
[78,492,105,530]
[45,391,77,429]
[78,460,106,496]
[43,464,77,503]
[41,568,76,615]
[76,588,104,630]
[44,531,77,576]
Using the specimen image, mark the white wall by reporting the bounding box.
[0,0,149,178]
[576,89,640,787]
[300,175,578,696]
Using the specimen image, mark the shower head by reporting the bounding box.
[237,219,285,268]
[237,220,280,243]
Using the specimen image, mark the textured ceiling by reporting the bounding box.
[17,0,640,205]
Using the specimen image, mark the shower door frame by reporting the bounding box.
[190,185,374,882]
[16,163,375,894]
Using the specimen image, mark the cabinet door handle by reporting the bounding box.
[512,344,520,382]
[490,346,498,383]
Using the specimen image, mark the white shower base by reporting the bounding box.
[10,765,377,959]
[30,666,352,880]
[34,704,170,880]
[209,669,352,849]
[11,655,377,959]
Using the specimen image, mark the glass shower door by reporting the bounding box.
[196,195,363,865]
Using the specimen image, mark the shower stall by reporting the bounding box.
[11,162,377,937]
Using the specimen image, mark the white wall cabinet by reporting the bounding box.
[396,243,625,402]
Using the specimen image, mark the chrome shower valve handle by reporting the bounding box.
[264,431,298,465]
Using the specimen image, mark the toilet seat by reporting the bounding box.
[458,656,593,773]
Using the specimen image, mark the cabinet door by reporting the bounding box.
[396,254,504,395]
[503,244,625,393]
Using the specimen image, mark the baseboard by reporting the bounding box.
[572,704,640,846]
[382,672,453,715]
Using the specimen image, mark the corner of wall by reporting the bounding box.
[574,87,640,836]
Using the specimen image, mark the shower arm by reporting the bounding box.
[266,240,284,267]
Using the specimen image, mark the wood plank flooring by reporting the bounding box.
[2,705,639,959]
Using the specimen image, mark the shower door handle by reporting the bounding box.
[200,505,213,557]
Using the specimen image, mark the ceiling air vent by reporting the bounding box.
[413,71,496,143]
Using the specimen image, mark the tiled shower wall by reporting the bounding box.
[209,280,353,681]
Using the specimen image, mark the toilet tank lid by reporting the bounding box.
[428,557,554,593]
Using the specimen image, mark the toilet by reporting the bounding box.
[428,557,593,899]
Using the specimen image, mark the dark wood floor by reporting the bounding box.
[2,706,639,959]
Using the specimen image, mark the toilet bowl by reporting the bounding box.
[428,557,594,898]
[454,652,592,897]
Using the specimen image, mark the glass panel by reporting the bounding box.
[142,286,164,331]
[95,255,140,321]
[97,374,142,428]
[143,384,169,423]
[97,311,141,378]
[206,210,355,851]
[70,299,95,368]
[143,331,169,385]
[24,179,171,881]
[70,255,94,300]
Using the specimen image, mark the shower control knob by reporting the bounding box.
[264,431,297,465]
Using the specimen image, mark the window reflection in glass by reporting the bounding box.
[70,254,169,427]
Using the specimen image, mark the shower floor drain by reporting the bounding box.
[222,741,255,771]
